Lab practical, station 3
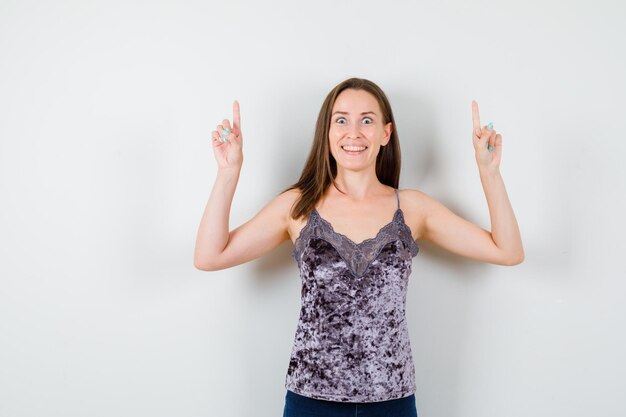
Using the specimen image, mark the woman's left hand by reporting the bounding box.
[472,100,502,173]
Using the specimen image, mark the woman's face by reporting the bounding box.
[328,88,392,169]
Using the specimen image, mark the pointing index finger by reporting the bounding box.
[233,100,241,134]
[472,100,481,133]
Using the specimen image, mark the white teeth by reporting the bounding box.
[342,145,367,151]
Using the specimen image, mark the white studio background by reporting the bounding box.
[1,0,624,416]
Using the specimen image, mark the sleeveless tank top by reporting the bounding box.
[285,188,420,403]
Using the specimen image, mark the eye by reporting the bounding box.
[335,116,373,124]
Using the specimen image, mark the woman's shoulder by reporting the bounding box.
[397,188,434,240]
[274,187,306,219]
[277,187,312,244]
[278,186,303,205]
[397,187,432,209]
[398,187,454,220]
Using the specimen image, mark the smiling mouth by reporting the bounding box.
[341,145,368,154]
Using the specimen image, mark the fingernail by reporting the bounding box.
[487,122,493,131]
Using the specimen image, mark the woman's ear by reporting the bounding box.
[383,122,393,146]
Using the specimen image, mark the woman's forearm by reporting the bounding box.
[194,166,241,268]
[479,168,525,264]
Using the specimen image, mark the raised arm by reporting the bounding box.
[194,180,294,271]
[193,100,292,271]
[416,101,524,266]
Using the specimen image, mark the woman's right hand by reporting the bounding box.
[211,100,243,170]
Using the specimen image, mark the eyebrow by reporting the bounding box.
[332,111,376,116]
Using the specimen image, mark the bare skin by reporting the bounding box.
[194,90,524,271]
[286,187,419,243]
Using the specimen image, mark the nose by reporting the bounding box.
[347,121,361,139]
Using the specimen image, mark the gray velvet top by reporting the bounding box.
[285,188,420,402]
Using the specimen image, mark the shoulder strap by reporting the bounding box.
[395,188,400,210]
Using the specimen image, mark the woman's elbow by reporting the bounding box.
[194,258,219,271]
[506,252,525,266]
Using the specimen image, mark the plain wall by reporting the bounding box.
[1,0,624,416]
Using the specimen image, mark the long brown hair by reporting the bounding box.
[281,77,401,220]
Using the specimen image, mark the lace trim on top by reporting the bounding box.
[292,208,419,278]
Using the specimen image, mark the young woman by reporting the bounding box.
[195,78,524,417]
